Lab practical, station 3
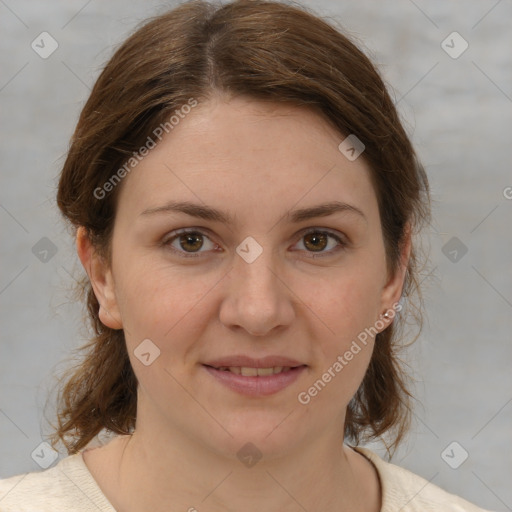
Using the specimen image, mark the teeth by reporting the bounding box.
[216,366,292,376]
[240,367,258,376]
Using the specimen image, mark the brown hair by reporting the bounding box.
[48,0,431,455]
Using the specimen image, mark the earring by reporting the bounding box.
[383,312,390,319]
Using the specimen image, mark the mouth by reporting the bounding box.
[202,364,307,396]
[204,365,303,376]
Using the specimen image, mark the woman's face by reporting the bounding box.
[85,94,408,459]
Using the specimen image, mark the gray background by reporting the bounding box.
[1,0,511,510]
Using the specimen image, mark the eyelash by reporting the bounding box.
[161,228,348,259]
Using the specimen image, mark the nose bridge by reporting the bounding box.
[234,237,281,305]
[220,236,294,335]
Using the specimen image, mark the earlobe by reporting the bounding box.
[75,226,123,330]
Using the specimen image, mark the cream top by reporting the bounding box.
[0,445,494,511]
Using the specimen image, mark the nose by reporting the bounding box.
[219,246,295,337]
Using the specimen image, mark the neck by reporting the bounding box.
[107,419,380,512]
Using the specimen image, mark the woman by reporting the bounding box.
[0,1,494,510]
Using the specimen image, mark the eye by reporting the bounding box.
[162,229,217,258]
[292,229,347,258]
[162,227,347,259]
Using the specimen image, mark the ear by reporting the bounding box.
[76,226,123,330]
[379,222,412,319]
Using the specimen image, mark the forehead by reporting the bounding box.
[114,95,379,227]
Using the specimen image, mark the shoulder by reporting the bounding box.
[0,452,115,511]
[353,447,495,512]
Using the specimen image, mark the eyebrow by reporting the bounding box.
[139,200,367,224]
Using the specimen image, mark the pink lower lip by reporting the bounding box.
[203,365,307,397]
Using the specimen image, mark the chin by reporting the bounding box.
[209,410,307,459]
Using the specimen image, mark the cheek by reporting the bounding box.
[117,262,221,408]
[297,343,373,415]
[293,263,382,401]
[114,257,218,352]
[299,262,384,342]
[296,270,378,410]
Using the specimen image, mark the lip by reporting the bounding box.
[203,364,307,397]
[203,355,305,368]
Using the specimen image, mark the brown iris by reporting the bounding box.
[179,232,204,252]
[303,232,328,252]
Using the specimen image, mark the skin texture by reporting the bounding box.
[77,94,411,512]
